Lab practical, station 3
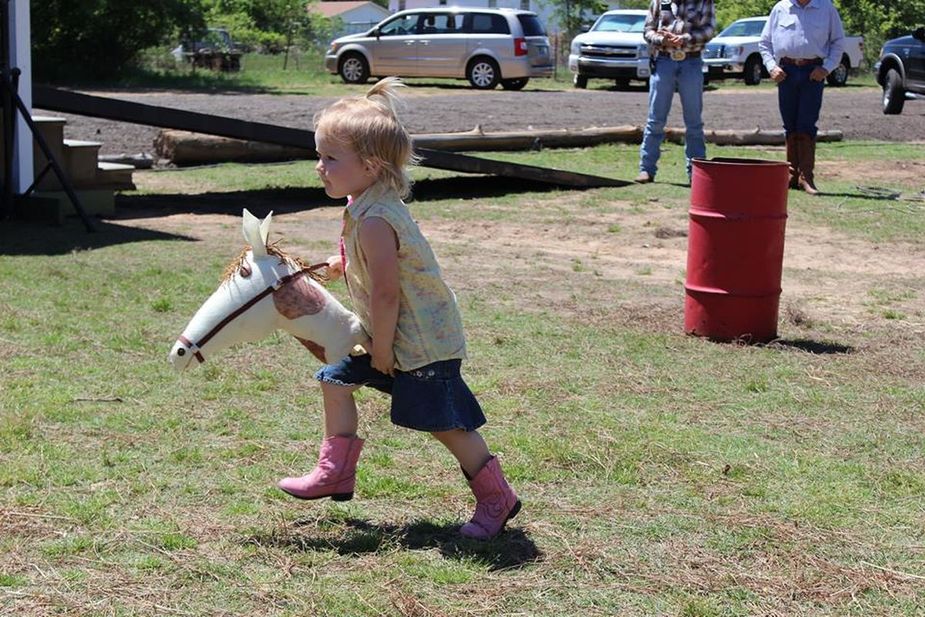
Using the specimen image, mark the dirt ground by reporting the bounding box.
[38,84,925,158]
[116,167,925,345]
[44,85,924,339]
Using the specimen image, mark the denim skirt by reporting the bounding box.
[315,354,486,432]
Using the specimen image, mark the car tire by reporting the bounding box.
[743,55,762,86]
[882,68,906,115]
[614,78,630,90]
[501,78,529,91]
[339,53,370,85]
[467,57,500,89]
[826,57,849,86]
[573,74,588,89]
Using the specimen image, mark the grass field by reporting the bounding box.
[112,50,882,95]
[1,141,924,616]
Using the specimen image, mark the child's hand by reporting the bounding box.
[326,255,344,280]
[370,341,396,376]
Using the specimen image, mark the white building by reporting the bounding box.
[310,1,391,36]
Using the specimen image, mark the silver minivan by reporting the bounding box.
[324,8,553,90]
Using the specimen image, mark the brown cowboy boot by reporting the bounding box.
[796,133,819,195]
[785,133,800,189]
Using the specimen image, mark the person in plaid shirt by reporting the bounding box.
[635,0,716,185]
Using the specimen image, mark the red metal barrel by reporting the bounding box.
[684,158,790,342]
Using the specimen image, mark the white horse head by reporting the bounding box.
[168,209,368,370]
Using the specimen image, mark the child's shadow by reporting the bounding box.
[245,516,541,571]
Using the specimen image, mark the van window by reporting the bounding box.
[421,13,461,34]
[517,14,546,37]
[379,14,420,36]
[467,13,510,34]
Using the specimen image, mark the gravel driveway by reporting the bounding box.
[37,84,924,159]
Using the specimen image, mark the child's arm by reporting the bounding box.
[359,217,400,375]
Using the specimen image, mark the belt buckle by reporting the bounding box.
[670,49,687,61]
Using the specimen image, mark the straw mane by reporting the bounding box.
[221,242,329,284]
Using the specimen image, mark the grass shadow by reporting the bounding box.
[246,516,541,571]
[766,338,854,354]
[0,173,585,254]
[39,76,280,96]
[113,175,571,221]
[0,217,194,256]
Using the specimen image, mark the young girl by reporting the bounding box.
[277,78,520,540]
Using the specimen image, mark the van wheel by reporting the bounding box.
[339,53,369,84]
[827,57,849,86]
[743,55,762,85]
[573,74,588,89]
[501,78,529,91]
[882,68,905,115]
[467,57,500,89]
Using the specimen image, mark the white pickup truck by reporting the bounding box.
[568,9,651,89]
[702,16,864,86]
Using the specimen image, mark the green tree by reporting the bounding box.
[709,0,925,65]
[31,0,206,80]
[835,0,925,64]
[201,0,310,52]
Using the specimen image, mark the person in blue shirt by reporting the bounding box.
[759,0,845,195]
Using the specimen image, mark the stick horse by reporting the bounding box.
[169,209,368,371]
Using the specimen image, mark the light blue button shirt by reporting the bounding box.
[758,0,845,74]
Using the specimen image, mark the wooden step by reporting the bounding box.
[32,116,67,168]
[35,188,115,216]
[89,161,136,191]
[63,139,103,182]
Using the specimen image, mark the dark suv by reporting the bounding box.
[875,26,925,114]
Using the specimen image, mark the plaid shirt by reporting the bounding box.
[644,0,716,53]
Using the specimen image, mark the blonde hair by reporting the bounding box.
[313,77,418,199]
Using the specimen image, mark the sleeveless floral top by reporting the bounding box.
[341,184,466,371]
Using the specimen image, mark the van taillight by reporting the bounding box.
[514,37,528,56]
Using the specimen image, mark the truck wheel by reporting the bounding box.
[614,78,630,90]
[339,53,369,84]
[743,55,762,85]
[882,68,905,115]
[826,57,849,86]
[573,74,588,89]
[467,57,500,89]
[501,78,529,90]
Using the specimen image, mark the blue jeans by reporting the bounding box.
[639,55,706,179]
[777,64,825,137]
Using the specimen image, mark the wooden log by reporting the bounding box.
[664,127,842,145]
[154,130,314,166]
[412,125,643,151]
[153,125,843,166]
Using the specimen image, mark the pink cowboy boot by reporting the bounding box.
[460,456,521,540]
[278,435,364,501]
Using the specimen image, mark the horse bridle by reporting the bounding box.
[175,262,327,364]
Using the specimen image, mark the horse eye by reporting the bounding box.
[240,264,252,278]
[177,348,186,356]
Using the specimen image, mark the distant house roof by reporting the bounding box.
[311,1,385,18]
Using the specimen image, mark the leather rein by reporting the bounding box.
[176,262,327,364]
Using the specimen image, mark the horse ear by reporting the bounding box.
[259,211,274,248]
[242,209,268,257]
